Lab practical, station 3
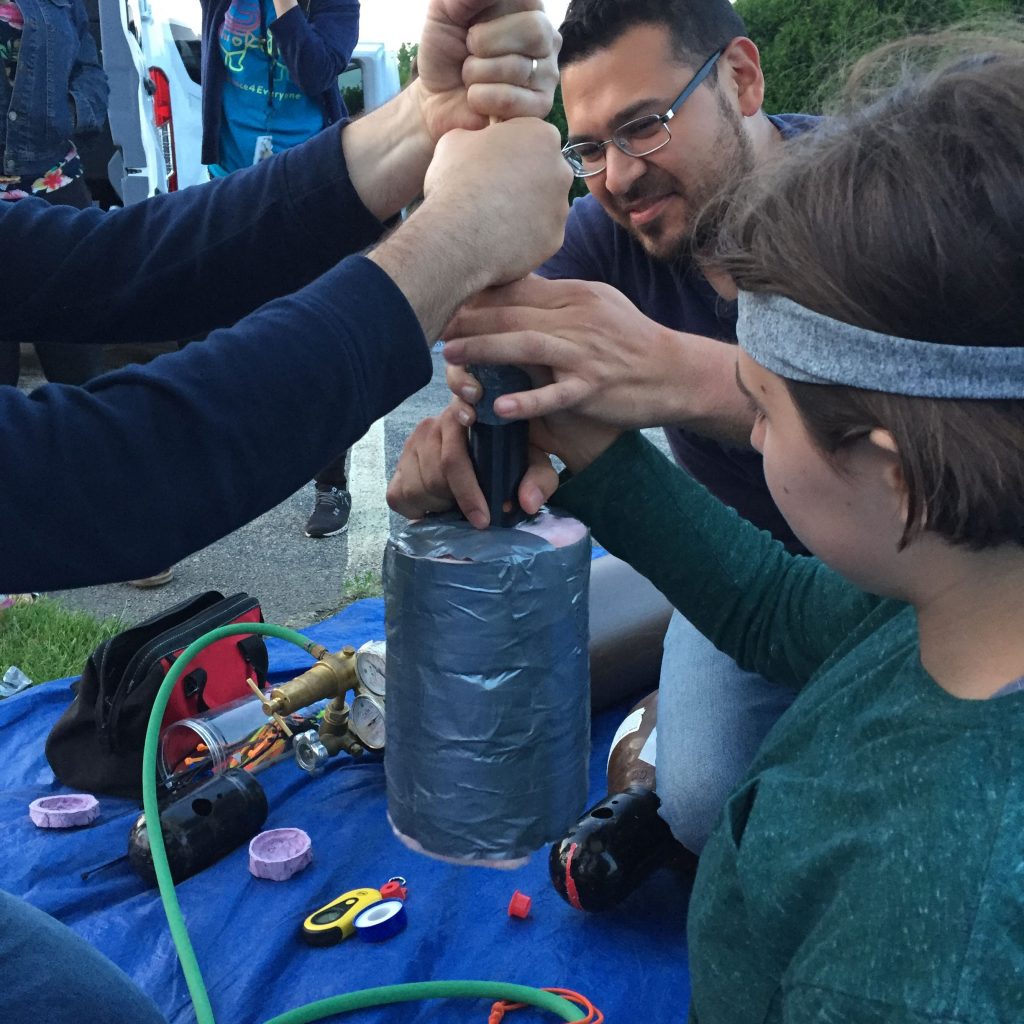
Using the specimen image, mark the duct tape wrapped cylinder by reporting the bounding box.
[384,510,591,867]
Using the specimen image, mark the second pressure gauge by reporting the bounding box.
[350,693,386,751]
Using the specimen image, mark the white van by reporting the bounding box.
[83,0,400,207]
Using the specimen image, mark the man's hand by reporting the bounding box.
[368,119,571,342]
[423,120,570,286]
[415,0,560,138]
[442,275,757,445]
[343,0,560,222]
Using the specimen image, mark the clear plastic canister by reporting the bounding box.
[159,695,291,788]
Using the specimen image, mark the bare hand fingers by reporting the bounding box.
[466,8,555,59]
[439,406,489,527]
[518,445,560,514]
[461,9,558,118]
[493,376,591,419]
[387,418,454,519]
[462,53,542,90]
[445,362,482,406]
[443,328,570,370]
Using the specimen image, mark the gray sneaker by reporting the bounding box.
[305,486,352,538]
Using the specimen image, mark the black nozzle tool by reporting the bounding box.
[467,365,533,528]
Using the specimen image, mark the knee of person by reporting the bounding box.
[656,766,731,855]
[0,892,167,1024]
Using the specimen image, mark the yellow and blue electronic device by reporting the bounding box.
[301,887,381,946]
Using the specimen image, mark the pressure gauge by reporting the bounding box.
[355,641,386,697]
[350,693,386,751]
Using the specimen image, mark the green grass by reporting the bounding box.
[0,598,122,689]
[337,569,383,608]
[0,575,385,687]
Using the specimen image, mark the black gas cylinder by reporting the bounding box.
[129,767,268,885]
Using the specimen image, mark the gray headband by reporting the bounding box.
[737,291,1024,399]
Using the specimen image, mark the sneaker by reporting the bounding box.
[305,486,352,538]
[128,567,174,588]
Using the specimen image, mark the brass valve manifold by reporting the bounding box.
[260,644,366,764]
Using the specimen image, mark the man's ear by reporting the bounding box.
[868,427,911,523]
[722,37,765,117]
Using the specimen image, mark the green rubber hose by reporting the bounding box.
[140,622,587,1024]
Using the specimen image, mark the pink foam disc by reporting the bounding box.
[248,827,313,881]
[29,794,100,829]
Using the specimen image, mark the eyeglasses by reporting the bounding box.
[561,49,724,178]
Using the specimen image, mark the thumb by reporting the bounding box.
[518,445,559,514]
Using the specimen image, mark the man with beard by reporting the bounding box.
[387,0,818,861]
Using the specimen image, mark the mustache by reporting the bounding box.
[611,169,683,212]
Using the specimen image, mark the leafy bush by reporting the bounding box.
[735,0,1024,111]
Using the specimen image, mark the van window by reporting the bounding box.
[339,62,364,116]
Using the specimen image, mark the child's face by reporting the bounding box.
[737,352,908,595]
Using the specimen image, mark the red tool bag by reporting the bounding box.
[45,591,268,799]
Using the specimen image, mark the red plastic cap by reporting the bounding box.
[507,890,532,919]
[380,880,408,901]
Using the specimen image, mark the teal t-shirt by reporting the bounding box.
[212,0,322,175]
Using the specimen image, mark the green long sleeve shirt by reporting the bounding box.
[556,432,1024,1024]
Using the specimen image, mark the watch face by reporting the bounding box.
[350,693,386,751]
[356,641,387,696]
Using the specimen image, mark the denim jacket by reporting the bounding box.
[0,0,108,176]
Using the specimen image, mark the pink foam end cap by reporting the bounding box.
[29,794,100,829]
[248,827,313,881]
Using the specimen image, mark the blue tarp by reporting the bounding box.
[0,598,690,1023]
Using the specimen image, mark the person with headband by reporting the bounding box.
[387,37,1024,1021]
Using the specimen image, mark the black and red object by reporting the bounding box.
[47,590,268,799]
[467,365,533,528]
[549,785,695,912]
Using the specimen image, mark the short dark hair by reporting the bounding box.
[558,0,747,70]
[707,31,1024,550]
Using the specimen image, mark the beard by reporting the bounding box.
[610,94,756,263]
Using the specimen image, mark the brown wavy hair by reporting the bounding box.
[702,29,1024,550]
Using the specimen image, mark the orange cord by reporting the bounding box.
[487,987,603,1023]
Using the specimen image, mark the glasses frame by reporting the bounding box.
[561,49,725,178]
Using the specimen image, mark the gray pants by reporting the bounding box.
[656,610,796,853]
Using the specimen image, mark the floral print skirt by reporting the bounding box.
[0,143,83,201]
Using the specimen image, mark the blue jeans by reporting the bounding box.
[655,610,796,853]
[0,889,166,1024]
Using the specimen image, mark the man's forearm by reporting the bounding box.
[341,86,436,222]
[368,204,494,343]
[655,327,756,445]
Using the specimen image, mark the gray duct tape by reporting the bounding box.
[384,511,592,865]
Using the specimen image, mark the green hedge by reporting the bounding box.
[735,0,1024,111]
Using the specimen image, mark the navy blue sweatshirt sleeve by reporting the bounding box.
[1,124,431,591]
[271,0,359,97]
[1,255,431,591]
[3,126,382,345]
